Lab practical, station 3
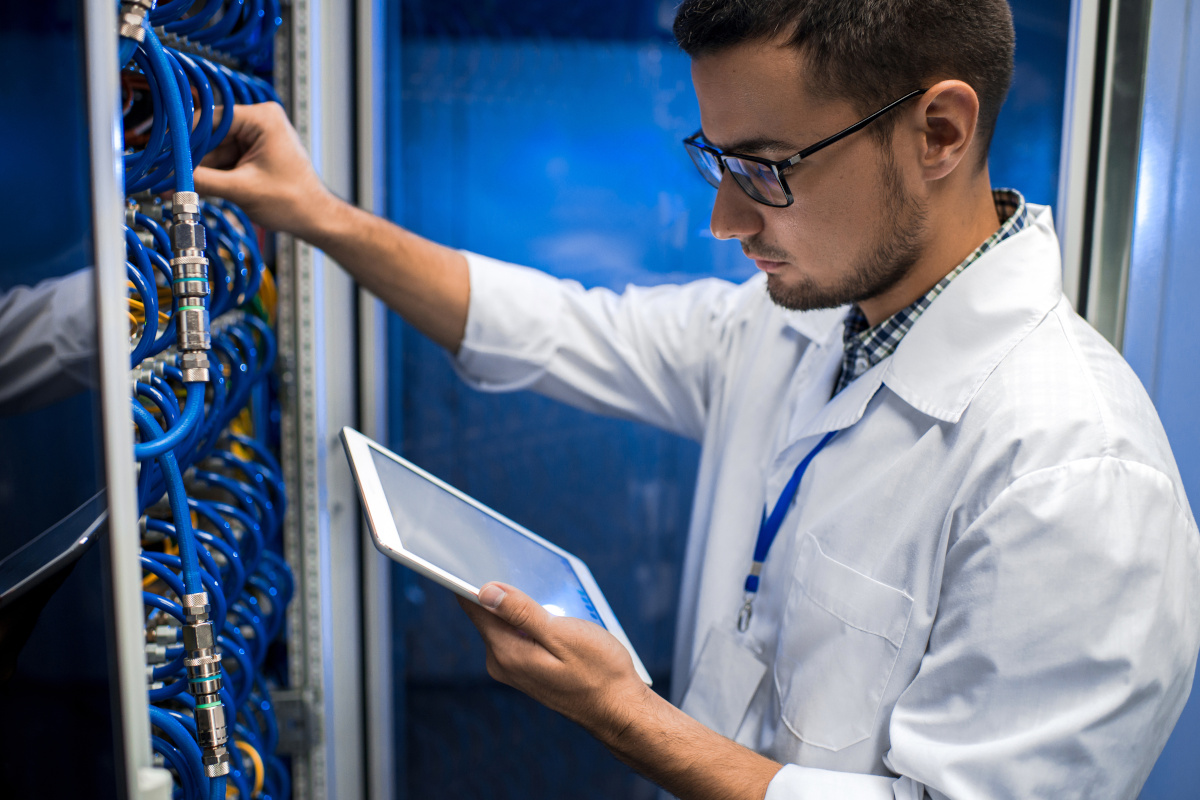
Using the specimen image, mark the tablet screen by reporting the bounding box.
[369,446,605,627]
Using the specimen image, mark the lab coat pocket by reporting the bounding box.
[774,534,913,751]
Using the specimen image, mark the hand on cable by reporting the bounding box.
[193,102,340,240]
[457,582,653,743]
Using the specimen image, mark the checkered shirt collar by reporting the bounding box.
[832,189,1027,396]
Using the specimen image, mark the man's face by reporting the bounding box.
[691,41,928,312]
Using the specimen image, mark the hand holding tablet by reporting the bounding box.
[341,427,652,685]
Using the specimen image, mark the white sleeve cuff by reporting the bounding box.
[453,250,570,392]
[764,765,919,800]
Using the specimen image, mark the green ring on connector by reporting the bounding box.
[173,278,208,284]
[189,675,221,684]
[194,701,222,709]
[177,305,206,311]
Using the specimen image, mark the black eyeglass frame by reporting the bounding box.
[683,88,928,208]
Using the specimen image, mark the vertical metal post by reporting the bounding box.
[1056,0,1104,309]
[355,0,396,798]
[86,1,152,796]
[278,1,366,798]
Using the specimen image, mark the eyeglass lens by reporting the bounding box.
[684,141,788,207]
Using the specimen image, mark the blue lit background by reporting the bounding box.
[385,2,1070,797]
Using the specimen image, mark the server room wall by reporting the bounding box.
[386,1,1070,798]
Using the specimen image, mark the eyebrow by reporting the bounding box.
[703,133,800,156]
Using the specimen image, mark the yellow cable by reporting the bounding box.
[235,740,265,797]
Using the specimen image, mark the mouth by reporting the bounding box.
[748,256,788,273]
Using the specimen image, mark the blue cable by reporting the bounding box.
[218,629,255,709]
[150,707,210,800]
[133,407,204,595]
[150,0,196,25]
[134,212,173,256]
[137,383,180,428]
[127,262,159,365]
[152,735,200,800]
[165,0,223,35]
[210,501,263,576]
[191,0,246,45]
[134,382,206,460]
[229,432,282,475]
[142,28,194,192]
[144,591,185,623]
[144,549,228,633]
[195,527,246,600]
[198,56,235,148]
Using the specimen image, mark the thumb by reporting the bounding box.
[478,583,554,641]
[193,164,252,202]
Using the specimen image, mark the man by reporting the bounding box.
[195,1,1200,797]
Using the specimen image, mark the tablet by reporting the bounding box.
[341,427,652,685]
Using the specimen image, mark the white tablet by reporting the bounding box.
[341,426,652,685]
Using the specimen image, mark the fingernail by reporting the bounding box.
[478,585,505,610]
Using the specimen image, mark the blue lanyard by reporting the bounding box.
[738,429,840,632]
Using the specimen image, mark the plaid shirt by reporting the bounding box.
[832,189,1027,396]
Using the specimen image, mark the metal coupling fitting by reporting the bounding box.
[145,643,167,664]
[118,0,155,41]
[171,219,206,252]
[182,621,215,652]
[181,592,210,624]
[178,351,211,384]
[202,747,232,778]
[119,11,147,42]
[194,702,230,749]
[170,192,201,220]
[146,624,178,644]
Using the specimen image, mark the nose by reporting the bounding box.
[709,173,764,242]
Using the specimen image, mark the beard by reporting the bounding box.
[760,152,928,312]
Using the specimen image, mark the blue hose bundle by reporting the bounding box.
[120,2,293,796]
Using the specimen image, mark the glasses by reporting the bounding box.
[682,88,927,208]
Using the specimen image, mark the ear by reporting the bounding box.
[916,80,980,181]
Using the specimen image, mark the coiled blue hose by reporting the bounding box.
[134,382,206,460]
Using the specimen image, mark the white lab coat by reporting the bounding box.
[453,204,1200,799]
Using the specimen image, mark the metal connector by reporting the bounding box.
[118,0,155,42]
[146,624,178,644]
[181,592,210,624]
[168,192,212,382]
[182,611,232,776]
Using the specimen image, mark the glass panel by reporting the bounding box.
[0,1,119,797]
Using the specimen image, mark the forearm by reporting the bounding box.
[300,193,469,352]
[600,685,782,800]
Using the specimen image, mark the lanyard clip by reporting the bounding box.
[737,594,755,633]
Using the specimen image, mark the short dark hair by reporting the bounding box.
[673,0,1015,160]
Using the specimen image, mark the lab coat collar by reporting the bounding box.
[780,203,1060,450]
[780,304,850,347]
[884,202,1061,423]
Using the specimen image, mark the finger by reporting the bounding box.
[197,138,243,169]
[193,164,254,204]
[456,595,561,683]
[477,583,556,644]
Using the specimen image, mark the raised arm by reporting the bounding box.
[193,102,469,353]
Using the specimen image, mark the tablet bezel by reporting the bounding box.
[341,426,652,686]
